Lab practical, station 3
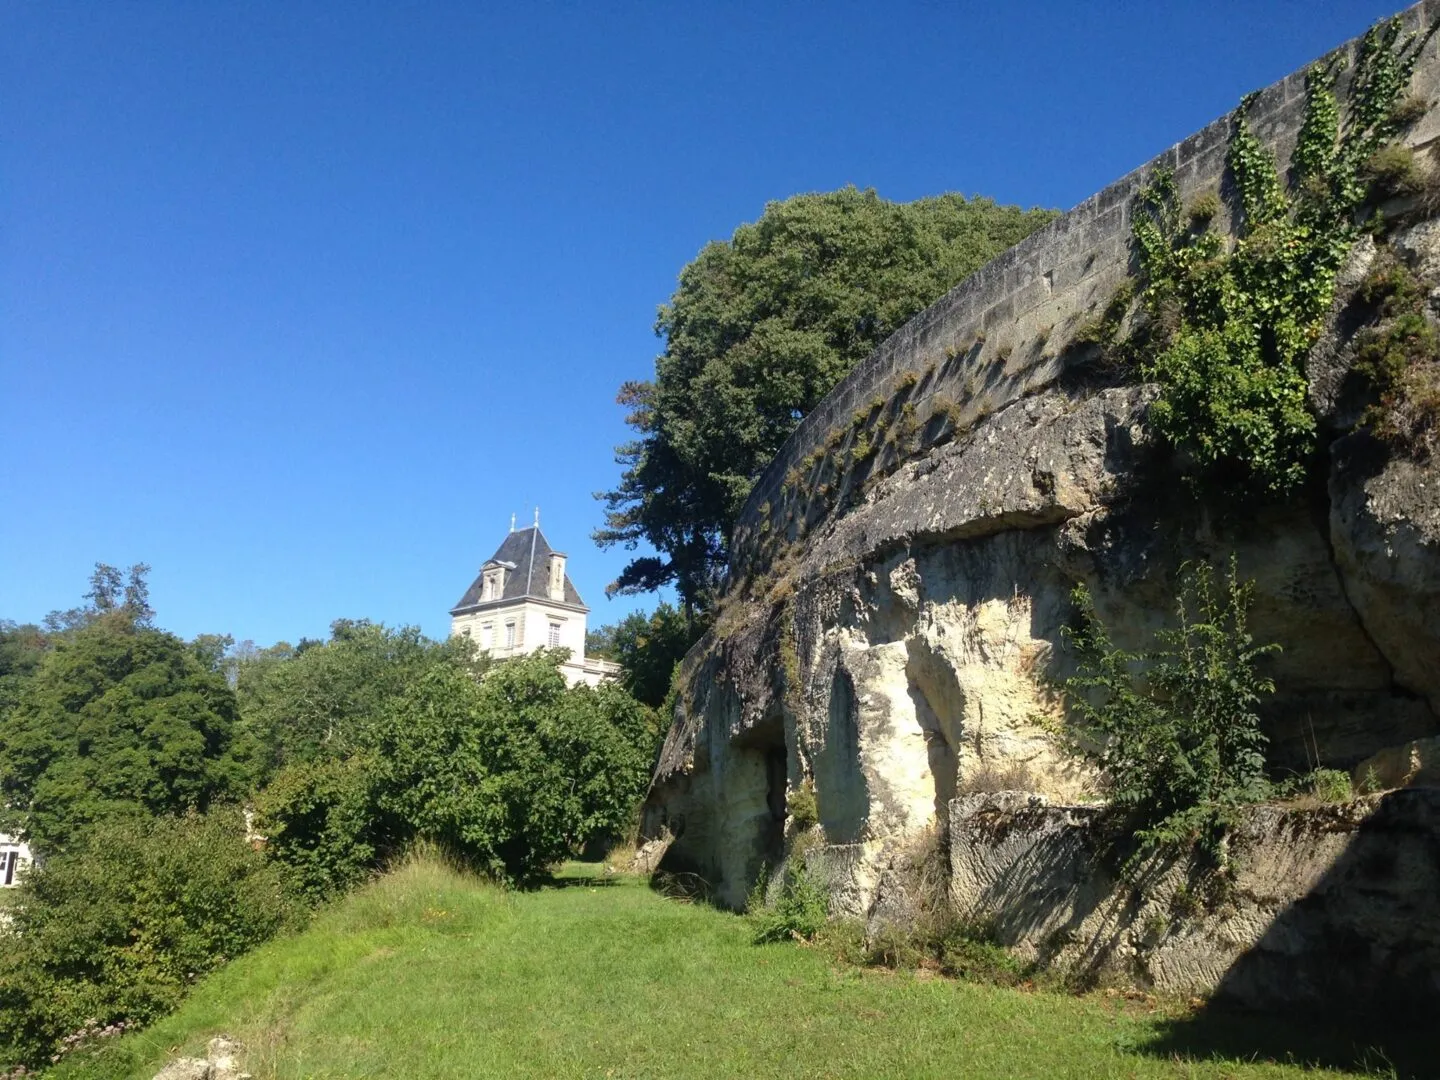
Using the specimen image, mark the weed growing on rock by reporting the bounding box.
[1354,255,1440,458]
[787,779,819,831]
[1060,558,1279,869]
[748,862,829,944]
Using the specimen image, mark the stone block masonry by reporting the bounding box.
[732,0,1440,574]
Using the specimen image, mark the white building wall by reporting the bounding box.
[0,834,33,888]
[451,597,602,687]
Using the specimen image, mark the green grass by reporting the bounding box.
[47,857,1412,1080]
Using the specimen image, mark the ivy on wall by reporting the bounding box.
[1129,17,1437,496]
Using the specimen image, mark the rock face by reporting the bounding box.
[943,790,1440,1014]
[642,2,1440,1008]
[151,1036,251,1080]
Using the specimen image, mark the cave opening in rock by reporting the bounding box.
[813,665,869,843]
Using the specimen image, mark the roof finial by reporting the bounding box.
[534,506,540,527]
[509,513,516,532]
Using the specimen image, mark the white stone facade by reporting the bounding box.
[0,833,32,888]
[449,522,621,688]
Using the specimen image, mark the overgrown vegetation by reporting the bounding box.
[1128,18,1436,496]
[0,810,301,1070]
[1353,253,1440,458]
[747,861,829,944]
[0,567,663,1073]
[596,187,1055,611]
[1061,560,1279,868]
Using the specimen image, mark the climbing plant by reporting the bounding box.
[1062,559,1279,869]
[1130,16,1437,495]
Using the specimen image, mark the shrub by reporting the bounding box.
[0,809,301,1071]
[255,754,393,902]
[749,862,829,944]
[1186,191,1222,226]
[1293,767,1354,804]
[787,781,818,831]
[1061,559,1279,867]
[257,651,656,889]
[1361,144,1424,198]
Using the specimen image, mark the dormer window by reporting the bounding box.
[548,553,566,601]
[481,566,506,601]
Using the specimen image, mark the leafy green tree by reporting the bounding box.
[260,650,655,888]
[43,562,154,632]
[597,186,1056,608]
[0,614,250,853]
[0,809,300,1070]
[0,621,49,722]
[235,620,481,780]
[584,625,618,660]
[607,601,702,707]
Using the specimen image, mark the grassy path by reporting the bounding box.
[53,859,1407,1080]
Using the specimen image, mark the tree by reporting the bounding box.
[43,562,153,632]
[0,621,49,721]
[234,620,482,780]
[596,186,1056,609]
[259,650,656,888]
[0,615,251,853]
[605,601,702,707]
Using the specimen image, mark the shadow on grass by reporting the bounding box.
[536,874,620,890]
[1138,1003,1433,1079]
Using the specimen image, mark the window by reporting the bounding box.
[461,627,471,638]
[505,622,516,648]
[481,623,493,648]
[1,850,15,887]
[548,622,561,648]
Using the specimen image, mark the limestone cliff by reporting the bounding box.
[639,1,1440,1008]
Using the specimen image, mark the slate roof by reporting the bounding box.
[450,526,587,614]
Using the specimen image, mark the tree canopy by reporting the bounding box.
[0,613,250,853]
[259,649,657,890]
[603,601,702,708]
[596,186,1055,609]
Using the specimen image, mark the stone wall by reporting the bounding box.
[732,0,1440,574]
[642,2,1440,1012]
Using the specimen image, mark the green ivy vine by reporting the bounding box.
[1130,16,1436,496]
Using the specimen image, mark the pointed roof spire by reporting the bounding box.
[509,513,516,532]
[534,506,540,527]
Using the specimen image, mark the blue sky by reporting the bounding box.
[1,1,1411,646]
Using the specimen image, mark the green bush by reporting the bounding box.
[0,809,301,1071]
[255,753,393,902]
[787,781,818,831]
[749,862,829,944]
[257,651,656,890]
[1061,559,1279,867]
[1293,767,1354,803]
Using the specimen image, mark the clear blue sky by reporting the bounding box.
[1,1,1410,646]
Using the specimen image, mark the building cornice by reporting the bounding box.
[450,596,591,618]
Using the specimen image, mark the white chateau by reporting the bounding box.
[449,514,620,687]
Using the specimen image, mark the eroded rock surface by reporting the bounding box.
[641,5,1440,1008]
[943,790,1440,1013]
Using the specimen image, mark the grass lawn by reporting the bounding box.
[49,857,1421,1080]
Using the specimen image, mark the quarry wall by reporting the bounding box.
[644,1,1440,1014]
